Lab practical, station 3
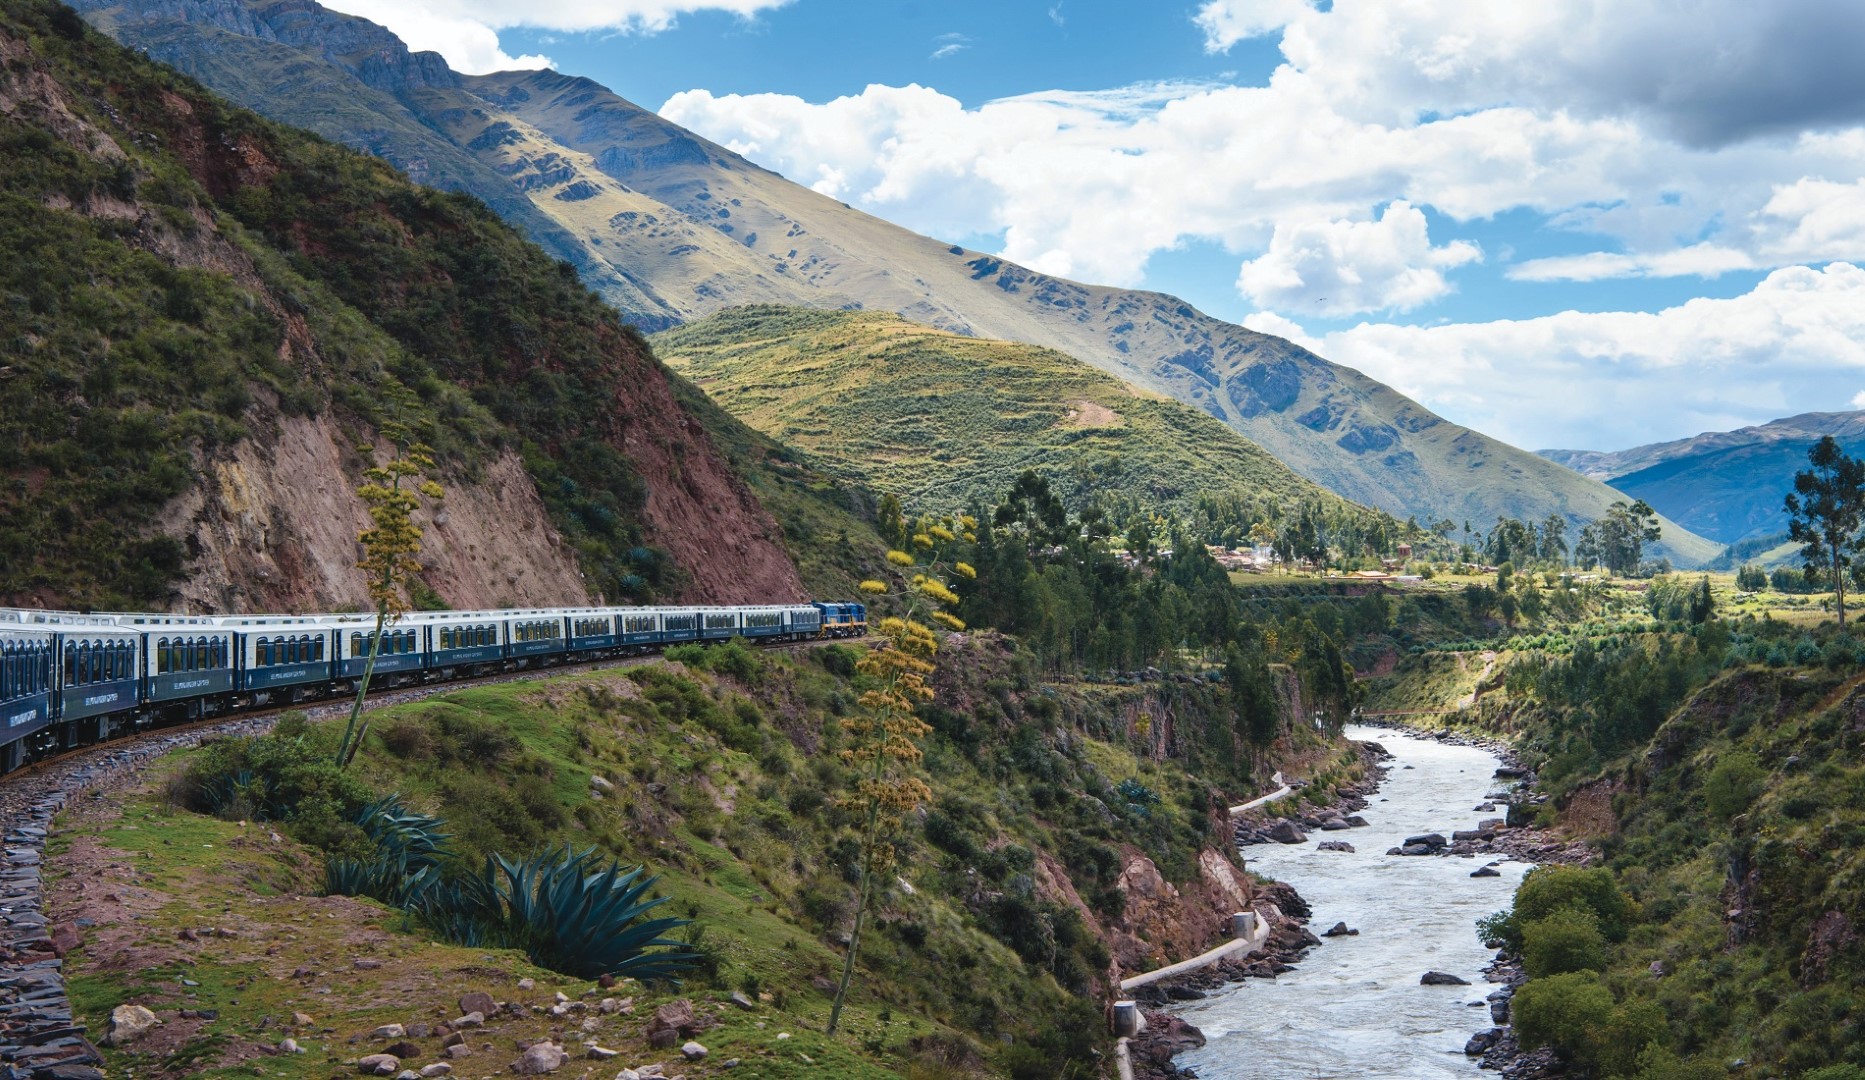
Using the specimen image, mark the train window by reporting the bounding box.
[157,637,170,674]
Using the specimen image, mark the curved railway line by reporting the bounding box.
[0,634,862,1078]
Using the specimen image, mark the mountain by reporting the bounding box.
[1540,411,1865,544]
[0,0,803,611]
[78,0,1720,566]
[655,306,1392,532]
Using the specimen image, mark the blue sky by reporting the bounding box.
[323,0,1865,453]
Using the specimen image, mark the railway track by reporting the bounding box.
[0,634,862,1079]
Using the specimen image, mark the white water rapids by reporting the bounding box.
[1169,726,1530,1079]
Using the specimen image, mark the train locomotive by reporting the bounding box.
[0,599,866,773]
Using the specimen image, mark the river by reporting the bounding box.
[1169,725,1530,1079]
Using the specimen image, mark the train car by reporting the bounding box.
[660,608,701,644]
[56,625,143,732]
[506,610,569,660]
[337,617,425,680]
[568,609,622,652]
[421,613,505,673]
[739,605,791,640]
[616,608,661,649]
[122,615,236,710]
[699,607,742,641]
[0,626,57,765]
[228,616,334,698]
[783,603,824,640]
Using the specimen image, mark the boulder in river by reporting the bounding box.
[1421,971,1470,986]
[1471,864,1502,878]
[1316,840,1355,853]
[1322,922,1358,937]
[1465,1029,1500,1055]
[1404,833,1447,850]
[1266,819,1307,844]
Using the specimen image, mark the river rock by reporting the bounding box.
[1343,815,1370,827]
[1322,922,1358,937]
[1316,840,1355,853]
[103,1004,158,1047]
[1471,865,1502,878]
[1404,833,1447,850]
[1465,1029,1499,1055]
[1317,816,1351,831]
[1421,971,1469,986]
[1266,820,1307,844]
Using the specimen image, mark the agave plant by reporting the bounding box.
[324,852,443,908]
[417,846,697,981]
[200,769,271,819]
[353,793,451,871]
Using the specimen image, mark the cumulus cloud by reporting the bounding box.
[1277,263,1865,449]
[1236,202,1480,316]
[320,0,789,73]
[1854,390,1865,409]
[1193,0,1315,52]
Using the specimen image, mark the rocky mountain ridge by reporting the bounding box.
[78,0,1721,566]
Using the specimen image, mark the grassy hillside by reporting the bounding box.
[63,637,1358,1078]
[655,306,1385,528]
[0,0,801,609]
[1364,575,1865,1076]
[81,0,1721,565]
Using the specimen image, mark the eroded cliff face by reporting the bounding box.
[154,415,593,613]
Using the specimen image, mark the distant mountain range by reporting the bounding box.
[1540,411,1865,545]
[79,0,1720,566]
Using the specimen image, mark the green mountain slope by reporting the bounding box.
[77,0,1722,566]
[1542,411,1865,544]
[654,307,1389,530]
[0,0,801,610]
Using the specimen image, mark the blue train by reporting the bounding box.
[0,599,866,773]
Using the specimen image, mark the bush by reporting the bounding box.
[1513,865,1634,942]
[1512,972,1614,1064]
[1703,752,1766,820]
[1522,907,1608,978]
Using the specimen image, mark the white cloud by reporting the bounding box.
[1236,201,1480,315]
[1282,263,1865,449]
[1853,390,1865,409]
[1193,0,1315,52]
[1509,245,1756,283]
[319,0,789,73]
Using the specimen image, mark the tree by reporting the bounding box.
[827,518,970,1037]
[1784,435,1865,631]
[1590,500,1662,576]
[1538,514,1569,565]
[335,386,444,769]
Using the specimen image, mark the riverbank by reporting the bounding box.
[1161,728,1546,1079]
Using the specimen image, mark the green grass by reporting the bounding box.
[655,307,1384,529]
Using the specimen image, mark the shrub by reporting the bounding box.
[1703,752,1766,820]
[1522,907,1608,978]
[1512,972,1614,1064]
[1513,865,1634,942]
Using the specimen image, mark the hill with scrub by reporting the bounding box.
[0,0,835,612]
[75,0,1720,566]
[654,307,1394,535]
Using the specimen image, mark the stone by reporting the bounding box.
[356,1054,400,1076]
[451,1011,484,1028]
[512,1042,568,1074]
[292,1012,316,1027]
[1403,833,1447,850]
[646,999,698,1048]
[407,1022,433,1039]
[585,1045,618,1060]
[102,1004,158,1047]
[590,775,616,793]
[1265,820,1307,845]
[728,990,756,1011]
[443,1044,473,1060]
[441,1032,465,1049]
[1464,1030,1497,1056]
[1649,960,1669,978]
[279,1038,303,1054]
[1421,971,1469,986]
[372,1024,406,1039]
[1317,817,1351,831]
[459,991,496,1018]
[353,959,383,970]
[681,1041,708,1061]
[1471,865,1501,878]
[1316,841,1355,853]
[1492,999,1510,1024]
[517,978,535,990]
[419,1066,452,1078]
[1321,922,1358,937]
[387,1041,422,1059]
[395,1072,420,1080]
